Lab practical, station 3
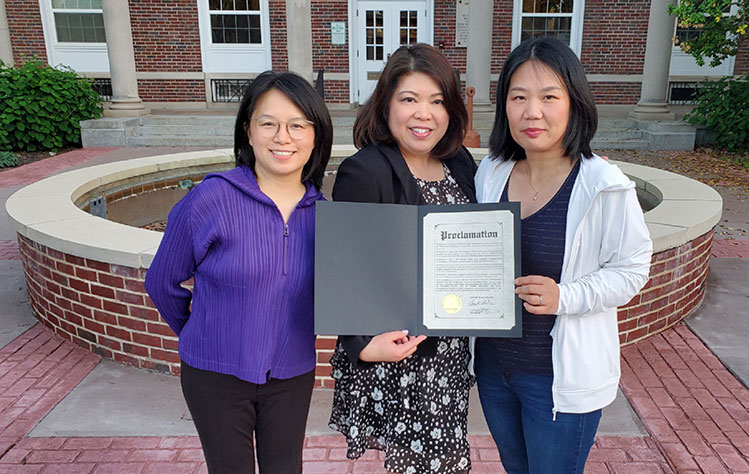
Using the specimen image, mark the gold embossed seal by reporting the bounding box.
[441,294,462,314]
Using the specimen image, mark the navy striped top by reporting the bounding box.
[477,160,580,375]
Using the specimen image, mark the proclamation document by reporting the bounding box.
[422,210,517,331]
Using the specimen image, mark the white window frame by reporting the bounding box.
[511,0,585,57]
[669,3,738,76]
[197,0,272,74]
[347,0,434,104]
[38,0,109,72]
[50,0,105,43]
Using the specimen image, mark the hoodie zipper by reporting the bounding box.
[283,223,289,276]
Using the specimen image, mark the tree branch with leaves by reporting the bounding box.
[668,0,748,67]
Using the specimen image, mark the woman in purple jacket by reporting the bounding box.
[145,71,333,474]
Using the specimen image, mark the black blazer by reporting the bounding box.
[332,142,478,367]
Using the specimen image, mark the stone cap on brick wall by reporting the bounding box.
[5,148,722,269]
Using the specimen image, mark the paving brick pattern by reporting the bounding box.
[2,319,748,472]
[0,241,21,261]
[0,325,100,464]
[621,325,749,473]
[711,239,749,259]
[0,148,114,188]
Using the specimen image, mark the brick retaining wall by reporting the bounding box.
[618,230,712,345]
[17,227,714,388]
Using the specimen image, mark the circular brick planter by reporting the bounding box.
[6,150,722,387]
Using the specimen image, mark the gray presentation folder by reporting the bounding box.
[314,200,523,337]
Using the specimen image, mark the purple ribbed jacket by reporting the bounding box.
[145,166,322,384]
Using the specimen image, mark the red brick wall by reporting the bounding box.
[18,234,179,375]
[269,0,288,71]
[618,231,712,345]
[590,82,642,104]
[6,0,744,105]
[320,80,350,103]
[137,80,205,102]
[432,0,513,78]
[491,0,514,75]
[580,0,649,75]
[129,0,202,72]
[315,337,336,388]
[5,0,48,63]
[311,0,348,73]
[18,225,714,386]
[18,231,339,386]
[734,42,749,75]
[434,0,466,71]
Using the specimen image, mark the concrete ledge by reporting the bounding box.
[6,151,719,268]
[615,161,722,251]
[5,149,721,378]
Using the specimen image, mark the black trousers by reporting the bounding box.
[180,361,315,474]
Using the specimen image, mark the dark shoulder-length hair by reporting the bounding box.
[488,37,597,162]
[234,70,333,190]
[353,43,467,161]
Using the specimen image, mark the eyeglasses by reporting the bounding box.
[249,116,315,140]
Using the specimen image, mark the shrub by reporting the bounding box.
[0,59,103,152]
[685,75,749,152]
[0,151,19,168]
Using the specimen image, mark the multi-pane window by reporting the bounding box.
[52,0,105,43]
[520,0,572,45]
[400,11,418,45]
[675,25,702,44]
[210,0,262,44]
[675,3,732,45]
[366,10,384,60]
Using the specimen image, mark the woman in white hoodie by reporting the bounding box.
[473,37,652,474]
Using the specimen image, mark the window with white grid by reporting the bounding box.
[51,0,105,43]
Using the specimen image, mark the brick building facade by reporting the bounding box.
[4,0,748,108]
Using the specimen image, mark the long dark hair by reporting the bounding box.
[233,71,333,190]
[489,37,597,161]
[353,43,467,160]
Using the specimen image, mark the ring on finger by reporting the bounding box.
[539,295,543,305]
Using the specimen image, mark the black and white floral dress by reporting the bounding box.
[329,164,474,474]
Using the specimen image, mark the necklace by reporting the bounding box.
[526,161,569,201]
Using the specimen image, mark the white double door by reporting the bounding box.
[354,1,428,104]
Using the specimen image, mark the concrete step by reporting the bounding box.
[139,115,356,126]
[594,128,644,140]
[127,135,233,148]
[591,137,652,150]
[139,115,235,127]
[134,126,233,137]
[82,114,693,150]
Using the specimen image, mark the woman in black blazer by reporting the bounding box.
[328,44,477,474]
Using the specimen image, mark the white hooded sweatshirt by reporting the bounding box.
[474,154,653,416]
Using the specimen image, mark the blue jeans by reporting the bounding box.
[475,345,602,474]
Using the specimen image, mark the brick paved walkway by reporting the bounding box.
[711,239,749,259]
[3,319,748,472]
[0,241,20,261]
[0,148,115,188]
[0,149,747,472]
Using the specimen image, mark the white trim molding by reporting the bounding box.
[511,0,585,57]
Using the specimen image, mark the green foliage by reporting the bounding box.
[0,151,19,168]
[685,75,749,151]
[0,59,103,152]
[668,0,747,67]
